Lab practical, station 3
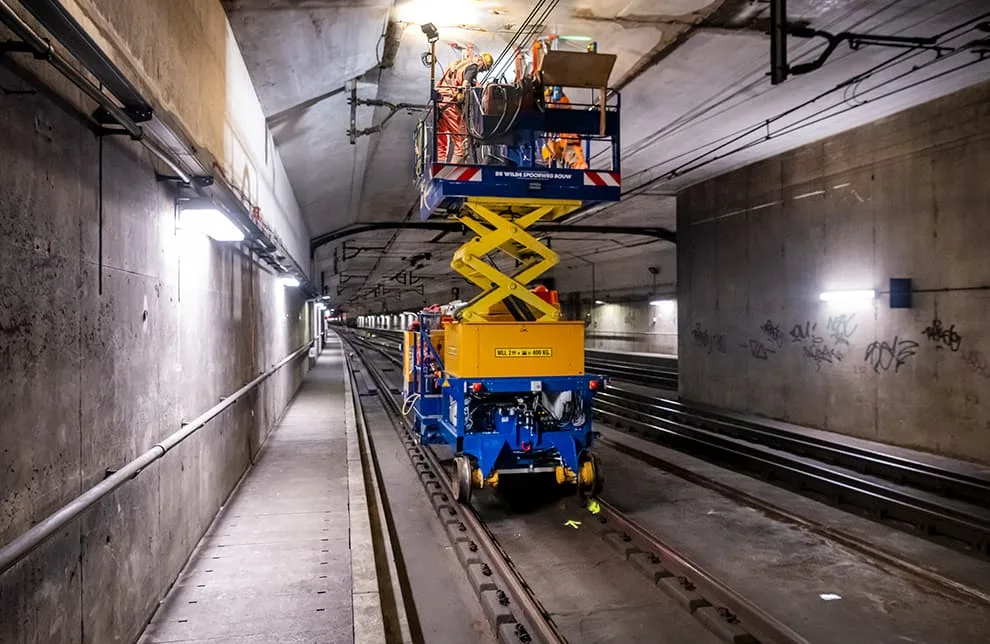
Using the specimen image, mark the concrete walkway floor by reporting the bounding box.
[139,341,381,644]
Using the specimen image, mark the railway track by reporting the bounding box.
[595,388,990,558]
[341,331,808,644]
[356,327,990,558]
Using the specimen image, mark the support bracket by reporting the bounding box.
[770,0,951,84]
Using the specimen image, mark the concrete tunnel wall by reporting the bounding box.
[0,51,310,644]
[677,80,990,464]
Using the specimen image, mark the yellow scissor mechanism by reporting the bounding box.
[451,197,581,323]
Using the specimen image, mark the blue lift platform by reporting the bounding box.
[403,48,620,503]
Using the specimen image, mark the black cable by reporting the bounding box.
[616,12,990,196]
[483,0,548,82]
[611,0,978,167]
[631,51,985,193]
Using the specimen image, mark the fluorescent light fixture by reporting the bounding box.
[651,299,677,313]
[595,300,606,305]
[280,276,301,288]
[819,289,875,302]
[177,208,244,242]
[559,35,593,41]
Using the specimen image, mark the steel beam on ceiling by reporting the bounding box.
[310,221,677,256]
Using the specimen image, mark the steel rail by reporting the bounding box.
[598,433,990,608]
[353,328,988,528]
[343,330,808,643]
[593,401,990,554]
[345,328,990,614]
[596,499,810,644]
[0,341,313,575]
[342,335,567,644]
[606,386,990,507]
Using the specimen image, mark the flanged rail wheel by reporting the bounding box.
[453,455,473,504]
[577,450,604,500]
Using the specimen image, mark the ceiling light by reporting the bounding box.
[819,289,875,302]
[281,277,301,288]
[595,300,606,305]
[177,208,244,242]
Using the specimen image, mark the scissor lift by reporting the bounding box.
[404,49,620,503]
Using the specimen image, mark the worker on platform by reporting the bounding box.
[436,52,494,164]
[541,86,588,169]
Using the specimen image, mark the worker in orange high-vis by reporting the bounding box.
[541,87,588,169]
[436,52,494,164]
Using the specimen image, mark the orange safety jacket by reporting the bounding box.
[437,57,481,103]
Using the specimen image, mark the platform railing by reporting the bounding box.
[0,340,314,576]
[415,85,621,185]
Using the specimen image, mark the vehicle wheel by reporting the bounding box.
[577,450,604,500]
[453,455,473,504]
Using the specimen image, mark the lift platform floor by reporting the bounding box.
[138,342,381,644]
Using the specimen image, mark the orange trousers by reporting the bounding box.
[436,100,469,163]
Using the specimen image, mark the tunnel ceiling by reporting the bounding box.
[221,0,990,308]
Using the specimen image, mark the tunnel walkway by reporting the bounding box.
[138,340,375,644]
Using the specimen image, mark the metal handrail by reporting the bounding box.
[0,340,314,575]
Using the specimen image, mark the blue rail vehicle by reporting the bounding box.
[404,46,621,503]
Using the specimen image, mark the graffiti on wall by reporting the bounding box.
[701,311,987,379]
[802,344,844,369]
[741,319,784,360]
[921,317,963,352]
[826,313,858,348]
[743,339,776,360]
[786,316,855,370]
[760,320,786,349]
[692,323,727,355]
[864,336,919,373]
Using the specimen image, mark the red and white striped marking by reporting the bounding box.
[583,171,621,187]
[432,164,483,182]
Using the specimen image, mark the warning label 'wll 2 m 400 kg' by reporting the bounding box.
[494,348,553,358]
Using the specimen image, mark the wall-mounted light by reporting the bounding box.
[651,299,677,314]
[280,276,301,288]
[819,289,875,302]
[177,204,245,242]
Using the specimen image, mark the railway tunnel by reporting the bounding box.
[2,1,990,643]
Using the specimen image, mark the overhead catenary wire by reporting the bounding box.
[481,0,549,82]
[611,11,990,201]
[611,0,975,166]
